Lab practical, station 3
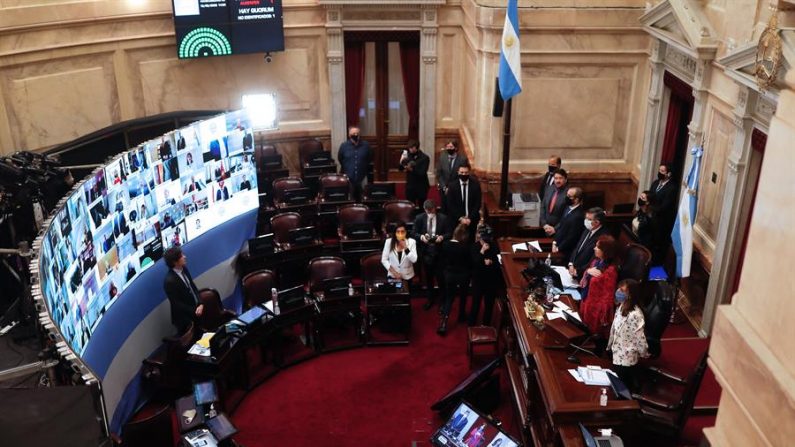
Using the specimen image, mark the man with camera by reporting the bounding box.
[470,224,501,326]
[399,140,430,207]
[412,199,449,311]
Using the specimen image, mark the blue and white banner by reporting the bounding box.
[498,0,522,101]
[672,146,704,278]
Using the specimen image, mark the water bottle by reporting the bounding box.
[271,287,280,315]
[208,403,217,418]
[599,388,608,407]
[545,253,552,267]
[348,283,355,297]
[545,277,554,304]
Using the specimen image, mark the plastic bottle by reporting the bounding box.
[545,277,554,304]
[545,253,552,267]
[348,283,355,297]
[271,287,280,315]
[599,388,608,407]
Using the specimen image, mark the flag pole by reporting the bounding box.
[499,98,512,210]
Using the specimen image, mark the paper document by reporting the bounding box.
[263,301,274,312]
[511,242,528,253]
[576,366,612,386]
[188,343,211,357]
[196,332,215,348]
[497,254,503,265]
[568,369,584,382]
[546,311,564,321]
[552,266,579,288]
[528,241,542,252]
[553,300,570,311]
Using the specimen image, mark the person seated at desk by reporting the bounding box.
[381,221,418,288]
[607,278,649,391]
[578,235,618,339]
[547,186,585,258]
[567,207,609,280]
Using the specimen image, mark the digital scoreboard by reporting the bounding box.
[172,0,284,59]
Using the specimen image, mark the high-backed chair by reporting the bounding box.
[270,212,302,246]
[632,351,712,439]
[120,402,174,447]
[261,144,278,157]
[337,204,373,238]
[619,243,652,281]
[272,176,304,206]
[319,173,352,200]
[142,323,196,396]
[307,256,346,293]
[299,139,324,166]
[641,280,675,359]
[242,269,277,310]
[382,200,416,234]
[197,288,236,332]
[360,251,387,282]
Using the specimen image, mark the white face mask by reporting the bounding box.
[584,218,593,231]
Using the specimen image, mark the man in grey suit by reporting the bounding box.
[540,168,569,227]
[435,140,469,198]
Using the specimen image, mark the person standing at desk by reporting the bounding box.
[539,155,562,200]
[445,163,481,239]
[338,126,371,201]
[469,225,500,326]
[413,199,449,311]
[568,207,609,280]
[579,235,619,338]
[438,223,473,335]
[650,162,678,235]
[607,278,649,390]
[540,168,569,227]
[547,186,585,258]
[163,246,202,334]
[381,222,418,285]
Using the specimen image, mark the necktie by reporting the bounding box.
[429,215,435,237]
[180,271,198,304]
[463,183,469,217]
[548,190,559,213]
[576,231,592,256]
[449,156,455,170]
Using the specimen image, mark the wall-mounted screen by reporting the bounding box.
[172,0,285,59]
[38,111,258,355]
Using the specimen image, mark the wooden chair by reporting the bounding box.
[120,402,174,447]
[307,256,347,293]
[632,350,713,439]
[242,269,277,310]
[270,212,302,246]
[197,288,236,332]
[466,297,504,369]
[619,243,652,281]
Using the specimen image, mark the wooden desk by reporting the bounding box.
[176,395,205,433]
[484,192,524,237]
[365,280,411,345]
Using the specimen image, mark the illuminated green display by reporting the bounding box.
[178,27,233,58]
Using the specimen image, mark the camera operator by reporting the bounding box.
[399,140,430,207]
[469,224,501,326]
[412,199,450,311]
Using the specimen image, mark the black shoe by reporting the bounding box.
[423,300,434,311]
[437,316,448,335]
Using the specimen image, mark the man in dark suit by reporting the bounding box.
[567,207,609,279]
[445,163,481,232]
[539,155,561,200]
[399,140,430,207]
[650,162,678,234]
[435,140,469,204]
[545,186,585,258]
[412,199,450,311]
[163,246,202,334]
[338,126,372,201]
[540,168,569,227]
[112,211,128,238]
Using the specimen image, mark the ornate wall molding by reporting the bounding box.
[664,47,697,80]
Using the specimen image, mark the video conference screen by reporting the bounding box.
[432,402,519,447]
[37,111,258,355]
[172,0,284,59]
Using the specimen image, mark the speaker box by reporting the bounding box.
[492,77,504,117]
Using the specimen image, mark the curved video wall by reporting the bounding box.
[37,110,259,356]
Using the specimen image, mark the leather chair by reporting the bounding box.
[120,402,174,447]
[337,204,374,239]
[466,297,503,369]
[319,173,352,200]
[360,251,387,282]
[242,269,277,310]
[632,350,712,439]
[619,243,652,281]
[641,280,675,359]
[272,176,304,206]
[261,144,278,157]
[307,256,346,292]
[382,200,416,234]
[270,212,302,246]
[299,139,324,166]
[142,323,196,396]
[197,288,236,332]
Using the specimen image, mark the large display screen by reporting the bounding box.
[172,0,284,59]
[37,111,258,355]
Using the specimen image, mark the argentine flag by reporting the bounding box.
[671,146,704,278]
[498,0,522,101]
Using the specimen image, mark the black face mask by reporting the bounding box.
[565,196,574,206]
[447,149,456,155]
[657,172,667,181]
[351,134,359,143]
[548,165,557,173]
[638,198,646,207]
[459,174,470,182]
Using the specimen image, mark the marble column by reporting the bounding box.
[420,6,438,182]
[325,6,347,158]
[639,40,667,191]
[700,86,758,335]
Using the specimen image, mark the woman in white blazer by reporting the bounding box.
[606,278,649,391]
[381,221,418,283]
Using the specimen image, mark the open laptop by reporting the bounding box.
[193,381,218,406]
[236,305,270,327]
[321,276,352,298]
[282,187,312,205]
[344,221,374,239]
[288,226,317,246]
[607,372,633,400]
[578,423,624,447]
[276,285,307,311]
[248,233,275,256]
[431,401,520,447]
[206,414,238,442]
[323,186,349,201]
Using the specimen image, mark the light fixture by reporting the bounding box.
[242,93,278,130]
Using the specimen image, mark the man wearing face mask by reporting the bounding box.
[445,163,481,237]
[540,168,569,227]
[633,190,665,263]
[539,155,561,200]
[413,200,449,311]
[435,140,469,198]
[547,186,585,258]
[338,126,372,201]
[568,207,609,279]
[399,140,430,207]
[649,162,677,235]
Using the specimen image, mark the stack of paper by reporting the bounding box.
[546,311,564,321]
[551,266,579,288]
[187,332,215,357]
[511,241,542,253]
[567,365,613,386]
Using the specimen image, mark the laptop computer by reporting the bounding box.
[248,233,275,256]
[321,276,352,298]
[282,187,312,205]
[323,186,349,201]
[344,221,374,239]
[236,305,270,327]
[607,372,633,400]
[277,285,307,311]
[365,183,395,199]
[288,226,317,246]
[431,401,520,447]
[193,381,218,406]
[578,423,624,447]
[206,414,238,442]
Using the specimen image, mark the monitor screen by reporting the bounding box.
[194,380,218,405]
[37,111,259,356]
[432,401,519,447]
[206,413,238,441]
[172,0,285,59]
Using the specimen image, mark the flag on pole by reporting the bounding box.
[498,0,522,101]
[671,146,704,278]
